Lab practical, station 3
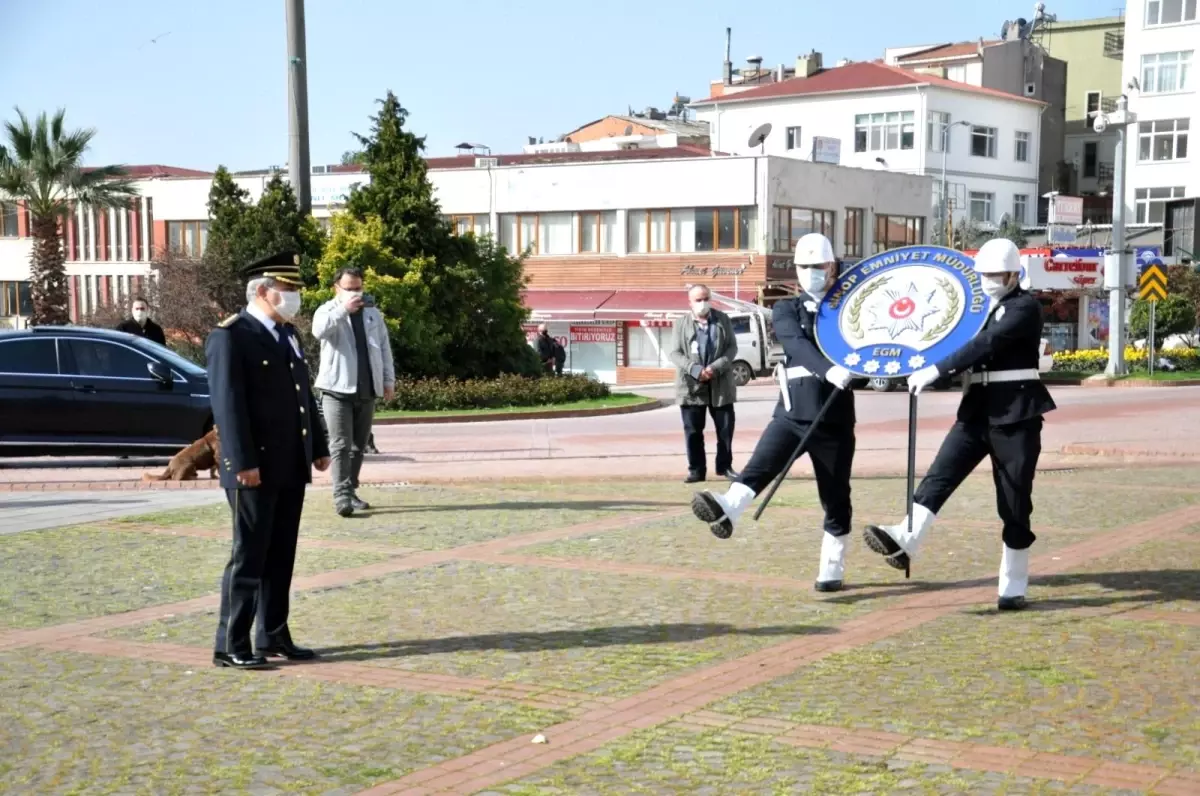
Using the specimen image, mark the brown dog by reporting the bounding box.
[144,427,221,481]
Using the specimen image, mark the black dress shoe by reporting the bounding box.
[718,468,741,481]
[350,495,371,511]
[691,491,733,540]
[213,651,272,670]
[814,579,843,593]
[336,503,354,518]
[258,636,318,661]
[684,472,706,484]
[998,596,1027,611]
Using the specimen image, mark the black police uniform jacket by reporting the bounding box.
[771,294,855,427]
[205,310,329,489]
[935,287,1057,427]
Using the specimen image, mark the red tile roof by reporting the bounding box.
[83,164,214,178]
[424,144,715,170]
[690,61,1044,107]
[896,41,997,62]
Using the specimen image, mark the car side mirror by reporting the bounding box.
[147,361,174,385]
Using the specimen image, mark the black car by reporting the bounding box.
[0,326,211,457]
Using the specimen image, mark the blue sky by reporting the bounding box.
[0,0,1119,171]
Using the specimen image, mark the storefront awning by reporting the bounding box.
[522,290,616,321]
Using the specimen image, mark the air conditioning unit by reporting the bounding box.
[1023,82,1037,97]
[474,157,499,169]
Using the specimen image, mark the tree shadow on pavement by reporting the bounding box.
[314,622,835,663]
[368,500,678,514]
[1014,568,1200,613]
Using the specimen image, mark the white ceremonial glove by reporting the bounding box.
[825,365,853,390]
[907,365,941,395]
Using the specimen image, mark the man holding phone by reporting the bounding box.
[312,267,396,517]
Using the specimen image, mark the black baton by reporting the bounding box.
[752,389,841,521]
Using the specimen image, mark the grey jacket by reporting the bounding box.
[311,297,396,397]
[667,309,738,407]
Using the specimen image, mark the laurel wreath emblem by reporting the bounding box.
[921,277,960,342]
[847,279,887,341]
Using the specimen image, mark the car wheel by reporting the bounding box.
[868,377,896,392]
[732,361,754,386]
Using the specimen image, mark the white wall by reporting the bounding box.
[0,239,33,281]
[694,84,1041,225]
[1121,0,1199,223]
[1064,131,1118,195]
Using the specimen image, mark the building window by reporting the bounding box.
[945,64,967,83]
[695,207,755,251]
[627,208,755,253]
[1083,142,1099,178]
[844,208,864,259]
[854,111,916,152]
[873,214,924,253]
[0,281,34,317]
[774,207,835,253]
[927,112,951,152]
[969,191,995,223]
[1138,118,1190,161]
[1014,131,1031,162]
[81,209,91,261]
[448,214,491,238]
[578,211,617,253]
[0,203,18,237]
[1085,91,1102,118]
[166,221,209,258]
[970,126,998,158]
[1135,186,1188,224]
[626,209,673,253]
[1145,0,1198,26]
[785,126,801,150]
[1012,194,1029,225]
[626,326,671,368]
[500,214,540,254]
[1140,51,1194,94]
[537,212,574,255]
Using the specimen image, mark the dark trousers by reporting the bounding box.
[738,417,855,536]
[213,484,306,655]
[914,418,1043,550]
[681,403,735,475]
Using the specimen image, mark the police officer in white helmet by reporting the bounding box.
[691,233,858,592]
[862,237,1057,610]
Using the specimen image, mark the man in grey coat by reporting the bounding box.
[312,267,396,517]
[667,284,740,484]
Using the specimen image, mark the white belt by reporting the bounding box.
[966,368,1040,386]
[774,363,815,412]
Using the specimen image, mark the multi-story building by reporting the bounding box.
[1034,16,1125,206]
[1121,0,1198,229]
[690,59,1044,234]
[0,148,932,384]
[885,34,1067,204]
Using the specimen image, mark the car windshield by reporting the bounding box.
[136,339,207,377]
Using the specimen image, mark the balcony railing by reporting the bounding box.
[1104,31,1123,59]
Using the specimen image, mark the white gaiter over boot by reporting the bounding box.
[716,482,756,526]
[998,545,1030,606]
[889,503,937,559]
[815,532,847,591]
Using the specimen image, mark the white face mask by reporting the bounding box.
[132,309,149,324]
[982,275,1015,301]
[691,300,711,317]
[272,289,302,321]
[796,266,827,298]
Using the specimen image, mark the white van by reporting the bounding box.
[725,311,778,386]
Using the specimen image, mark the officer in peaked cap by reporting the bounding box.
[206,251,330,670]
[690,233,858,592]
[863,237,1057,611]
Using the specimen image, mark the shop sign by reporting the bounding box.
[570,325,616,343]
[680,261,750,278]
[1023,254,1101,291]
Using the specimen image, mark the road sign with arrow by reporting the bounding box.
[1139,261,1168,302]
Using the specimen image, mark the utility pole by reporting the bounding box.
[1097,95,1136,377]
[285,0,312,214]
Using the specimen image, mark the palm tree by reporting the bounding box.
[0,108,138,325]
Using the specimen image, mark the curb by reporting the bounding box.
[373,398,668,425]
[1080,377,1200,388]
[1058,444,1200,460]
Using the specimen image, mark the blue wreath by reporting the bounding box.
[814,245,989,379]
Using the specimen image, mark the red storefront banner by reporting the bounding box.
[570,325,617,343]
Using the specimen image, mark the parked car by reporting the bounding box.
[858,338,1054,392]
[0,326,211,457]
[726,311,777,386]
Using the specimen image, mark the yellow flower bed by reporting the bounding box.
[1052,347,1199,373]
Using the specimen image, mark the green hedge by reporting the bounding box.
[380,373,611,411]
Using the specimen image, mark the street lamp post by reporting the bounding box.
[940,120,972,245]
[1095,95,1137,377]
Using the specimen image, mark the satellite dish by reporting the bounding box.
[1000,20,1011,39]
[623,125,634,136]
[748,122,772,152]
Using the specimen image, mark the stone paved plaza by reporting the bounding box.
[1,466,1198,795]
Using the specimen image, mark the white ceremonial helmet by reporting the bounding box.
[794,233,835,267]
[974,238,1022,274]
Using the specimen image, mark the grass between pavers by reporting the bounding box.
[375,393,653,418]
[712,608,1200,771]
[0,526,389,630]
[492,727,1119,795]
[107,561,857,697]
[0,648,564,796]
